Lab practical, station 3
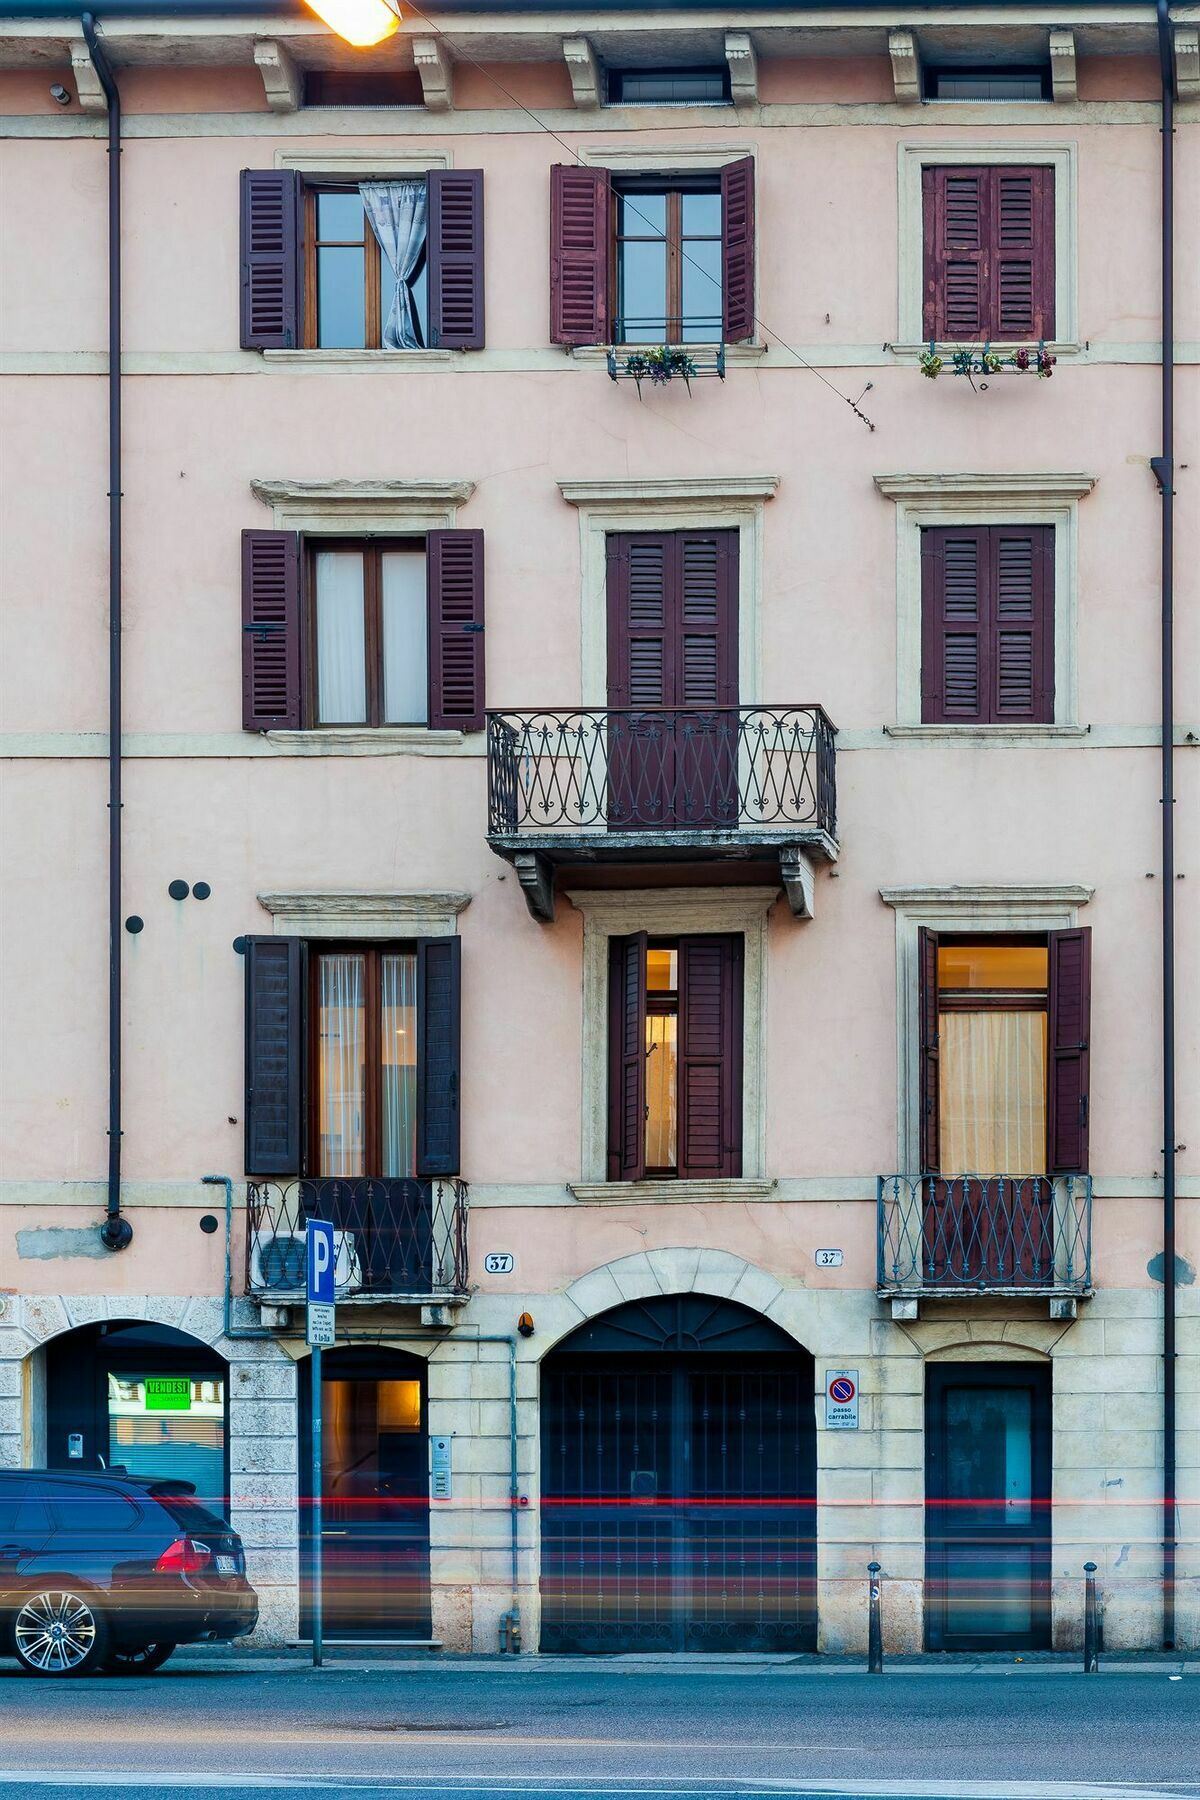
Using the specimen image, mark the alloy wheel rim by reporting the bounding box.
[14,1591,97,1672]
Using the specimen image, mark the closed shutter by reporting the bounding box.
[991,526,1053,721]
[427,169,485,350]
[678,531,738,706]
[922,165,1054,342]
[1047,927,1091,1174]
[607,933,648,1182]
[550,164,610,346]
[416,936,462,1176]
[720,157,755,343]
[994,166,1055,341]
[677,935,743,1179]
[240,169,301,350]
[607,534,671,709]
[921,525,1053,725]
[427,530,485,731]
[923,166,985,343]
[242,530,302,730]
[244,936,306,1176]
[917,926,940,1175]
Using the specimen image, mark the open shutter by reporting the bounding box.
[677,935,743,1180]
[993,166,1055,341]
[990,526,1054,722]
[720,157,755,343]
[427,169,485,350]
[240,169,301,350]
[244,936,306,1176]
[1047,927,1091,1174]
[427,529,484,731]
[242,529,302,730]
[607,933,647,1182]
[918,926,940,1175]
[550,164,610,346]
[416,936,462,1176]
[921,527,988,724]
[923,166,986,343]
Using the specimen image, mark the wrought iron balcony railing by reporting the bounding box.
[486,706,837,840]
[246,1178,468,1301]
[877,1175,1092,1296]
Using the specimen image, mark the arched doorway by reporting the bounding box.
[540,1294,816,1653]
[45,1321,229,1513]
[298,1346,431,1642]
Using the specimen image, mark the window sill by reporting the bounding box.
[261,348,456,369]
[570,1178,776,1204]
[884,724,1088,743]
[889,340,1080,361]
[263,727,480,756]
[569,342,768,370]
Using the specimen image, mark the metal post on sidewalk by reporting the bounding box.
[312,1341,323,1670]
[867,1562,883,1673]
[1083,1561,1099,1673]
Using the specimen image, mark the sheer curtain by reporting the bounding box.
[381,953,418,1177]
[360,180,427,352]
[380,550,428,723]
[318,954,366,1175]
[314,549,366,723]
[939,1011,1047,1175]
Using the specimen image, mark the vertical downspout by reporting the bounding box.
[81,15,131,1253]
[1153,0,1176,1650]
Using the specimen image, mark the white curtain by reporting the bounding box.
[380,550,428,724]
[644,1014,677,1171]
[318,954,366,1175]
[314,549,366,723]
[381,953,418,1177]
[939,1011,1047,1175]
[360,180,427,352]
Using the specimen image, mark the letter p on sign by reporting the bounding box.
[307,1218,336,1306]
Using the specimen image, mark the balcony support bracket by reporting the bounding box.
[780,845,817,919]
[890,1297,920,1322]
[514,852,556,924]
[1049,1295,1078,1321]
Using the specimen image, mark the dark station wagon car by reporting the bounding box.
[0,1469,257,1676]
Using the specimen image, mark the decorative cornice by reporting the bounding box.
[251,477,474,533]
[254,40,300,114]
[258,891,471,939]
[874,472,1096,504]
[570,1179,777,1205]
[880,884,1094,910]
[559,476,778,507]
[888,28,921,104]
[566,886,781,927]
[413,36,452,111]
[725,30,759,105]
[563,35,601,108]
[1049,28,1077,103]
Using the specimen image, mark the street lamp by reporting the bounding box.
[301,0,401,48]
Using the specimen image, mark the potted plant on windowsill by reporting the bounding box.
[919,340,1056,390]
[620,345,701,394]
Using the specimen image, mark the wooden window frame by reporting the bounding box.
[645,939,680,1178]
[935,931,1050,1167]
[610,175,722,346]
[305,536,426,729]
[308,942,417,1180]
[302,181,428,351]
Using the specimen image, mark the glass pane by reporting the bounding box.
[317,190,365,241]
[314,549,367,724]
[680,236,723,341]
[945,1386,1034,1526]
[44,1484,138,1534]
[317,245,366,349]
[681,191,722,236]
[939,1011,1047,1174]
[380,551,428,724]
[646,948,678,992]
[318,953,366,1176]
[943,1545,1035,1634]
[939,943,1048,991]
[107,1374,226,1511]
[381,952,417,1179]
[618,192,666,238]
[645,1012,677,1170]
[323,1378,422,1528]
[618,239,667,340]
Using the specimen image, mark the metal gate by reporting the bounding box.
[540,1296,816,1653]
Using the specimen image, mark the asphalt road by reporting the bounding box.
[0,1658,1197,1800]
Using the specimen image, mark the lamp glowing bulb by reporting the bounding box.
[301,0,401,48]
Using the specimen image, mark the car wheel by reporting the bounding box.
[102,1641,177,1674]
[13,1588,110,1677]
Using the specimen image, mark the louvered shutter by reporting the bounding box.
[720,157,755,343]
[990,526,1053,722]
[244,936,306,1176]
[416,936,462,1176]
[923,165,1054,342]
[550,164,610,346]
[242,530,302,730]
[678,531,738,706]
[923,166,986,343]
[427,530,485,731]
[607,933,647,1182]
[921,527,988,724]
[240,169,301,350]
[427,169,485,350]
[1047,927,1091,1174]
[917,926,940,1175]
[607,534,671,709]
[993,166,1055,341]
[677,935,743,1180]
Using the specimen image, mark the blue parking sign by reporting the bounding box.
[307,1218,336,1306]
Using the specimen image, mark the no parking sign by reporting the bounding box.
[825,1369,859,1430]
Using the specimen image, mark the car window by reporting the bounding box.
[148,1491,231,1536]
[0,1482,28,1537]
[0,1485,53,1544]
[43,1483,140,1534]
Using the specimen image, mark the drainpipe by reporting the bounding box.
[81,15,131,1254]
[1152,0,1176,1651]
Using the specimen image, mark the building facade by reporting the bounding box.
[1,0,1197,1655]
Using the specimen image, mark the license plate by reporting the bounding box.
[215,1555,238,1576]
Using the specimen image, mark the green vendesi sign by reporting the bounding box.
[143,1377,193,1412]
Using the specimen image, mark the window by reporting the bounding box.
[919,928,1090,1177]
[549,160,754,348]
[608,933,743,1181]
[606,67,731,105]
[43,1483,140,1535]
[241,528,484,734]
[925,66,1051,101]
[313,947,419,1178]
[921,525,1053,724]
[305,184,428,350]
[922,165,1054,342]
[303,70,424,107]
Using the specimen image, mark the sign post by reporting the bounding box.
[306,1219,336,1671]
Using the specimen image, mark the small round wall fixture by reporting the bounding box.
[193,881,212,900]
[199,1215,220,1235]
[124,916,144,934]
[232,936,247,955]
[168,880,190,901]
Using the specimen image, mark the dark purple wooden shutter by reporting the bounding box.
[427,169,484,350]
[922,525,1053,725]
[427,530,484,731]
[1047,927,1091,1174]
[550,164,610,346]
[918,926,940,1175]
[991,526,1053,722]
[244,936,306,1176]
[242,530,302,730]
[923,166,985,343]
[677,936,743,1180]
[721,157,755,343]
[240,169,301,350]
[921,527,987,724]
[607,534,671,709]
[994,166,1055,341]
[416,936,462,1176]
[607,933,647,1182]
[678,531,738,706]
[924,165,1054,342]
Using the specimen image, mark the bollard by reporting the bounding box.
[1083,1562,1099,1672]
[867,1562,883,1673]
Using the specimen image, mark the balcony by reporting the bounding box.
[877,1175,1092,1320]
[246,1178,469,1325]
[486,705,838,921]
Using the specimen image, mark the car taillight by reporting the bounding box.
[155,1536,214,1574]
